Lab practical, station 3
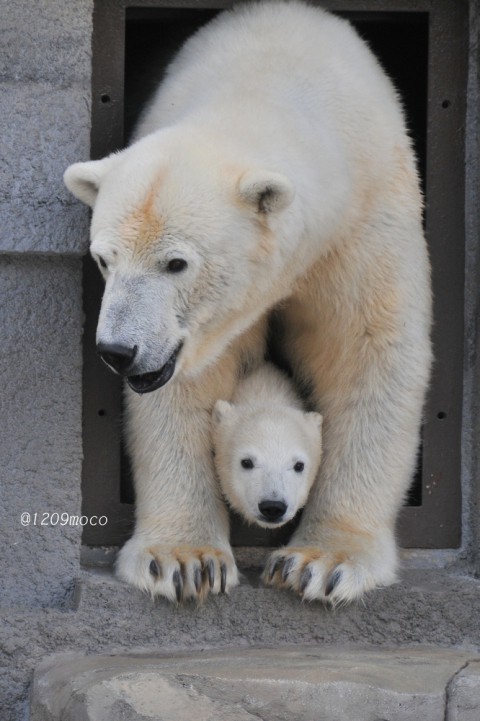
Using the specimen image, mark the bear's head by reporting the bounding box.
[212,401,322,528]
[64,129,295,392]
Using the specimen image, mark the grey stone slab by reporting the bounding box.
[4,567,480,721]
[0,83,91,253]
[446,661,480,721]
[31,647,478,721]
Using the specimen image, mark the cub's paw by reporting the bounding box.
[263,541,397,605]
[116,538,239,602]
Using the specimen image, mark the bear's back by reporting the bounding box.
[133,1,404,147]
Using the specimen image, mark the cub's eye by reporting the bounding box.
[167,258,188,273]
[241,458,254,470]
[97,256,107,270]
[294,461,305,473]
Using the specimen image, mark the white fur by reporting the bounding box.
[212,364,322,528]
[64,1,431,604]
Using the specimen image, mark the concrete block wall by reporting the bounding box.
[1,1,92,716]
[1,257,83,609]
[1,0,91,601]
[0,1,479,719]
[1,1,92,254]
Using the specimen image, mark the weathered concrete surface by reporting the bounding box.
[30,647,480,721]
[0,0,92,253]
[3,566,480,721]
[74,565,480,649]
[0,256,83,611]
[0,84,92,253]
[447,661,480,721]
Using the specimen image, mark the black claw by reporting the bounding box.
[173,568,183,602]
[207,559,215,589]
[149,559,161,579]
[194,565,202,594]
[281,557,295,582]
[268,556,284,581]
[220,562,227,593]
[325,568,342,597]
[300,567,313,594]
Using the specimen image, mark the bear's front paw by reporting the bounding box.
[116,538,239,602]
[263,540,397,605]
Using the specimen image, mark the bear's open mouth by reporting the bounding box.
[256,515,287,527]
[127,342,183,394]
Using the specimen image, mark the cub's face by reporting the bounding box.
[64,131,294,392]
[212,404,322,528]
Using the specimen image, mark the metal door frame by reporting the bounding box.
[82,0,467,548]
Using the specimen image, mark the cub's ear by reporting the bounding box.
[306,411,323,434]
[63,156,116,207]
[237,169,295,214]
[212,399,234,425]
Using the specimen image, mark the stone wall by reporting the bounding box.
[1,1,92,716]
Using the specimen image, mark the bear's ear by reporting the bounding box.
[212,399,235,424]
[237,169,295,214]
[306,411,323,434]
[63,156,116,208]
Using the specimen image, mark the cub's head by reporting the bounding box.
[212,401,322,528]
[64,129,294,392]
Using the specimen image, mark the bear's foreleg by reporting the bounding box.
[116,357,246,602]
[265,243,431,604]
[265,368,428,604]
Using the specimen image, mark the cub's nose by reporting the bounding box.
[258,500,287,523]
[96,342,137,375]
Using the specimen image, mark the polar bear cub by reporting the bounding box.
[212,364,323,529]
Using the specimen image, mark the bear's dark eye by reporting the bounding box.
[167,258,188,273]
[98,256,107,270]
[294,461,304,473]
[241,458,254,470]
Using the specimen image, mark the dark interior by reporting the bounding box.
[125,9,428,181]
[118,8,429,543]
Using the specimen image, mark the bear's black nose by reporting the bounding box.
[258,500,287,523]
[96,342,137,375]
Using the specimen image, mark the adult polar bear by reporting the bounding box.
[65,1,431,604]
